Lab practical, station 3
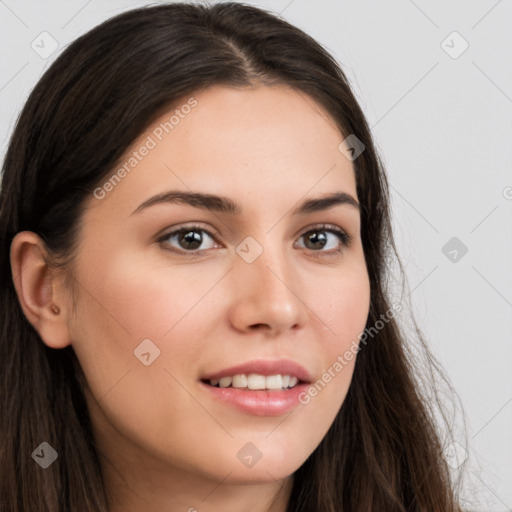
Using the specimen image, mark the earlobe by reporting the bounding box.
[9,231,71,349]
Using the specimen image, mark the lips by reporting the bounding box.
[199,359,313,416]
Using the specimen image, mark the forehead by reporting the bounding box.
[160,84,347,169]
[87,84,357,218]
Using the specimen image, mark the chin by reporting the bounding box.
[200,447,306,484]
[220,464,298,485]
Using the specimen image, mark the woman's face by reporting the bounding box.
[68,84,370,486]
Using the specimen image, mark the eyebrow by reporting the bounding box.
[130,190,360,216]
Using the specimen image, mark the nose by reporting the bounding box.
[227,245,309,336]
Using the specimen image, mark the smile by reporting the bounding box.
[206,373,300,390]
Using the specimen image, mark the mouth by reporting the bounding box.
[199,360,312,416]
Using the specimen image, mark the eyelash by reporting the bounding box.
[156,223,352,259]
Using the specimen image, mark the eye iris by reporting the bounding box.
[305,230,327,250]
[179,230,202,249]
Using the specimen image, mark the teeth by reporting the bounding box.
[219,376,232,388]
[247,374,266,390]
[208,373,300,390]
[265,375,283,390]
[232,374,248,387]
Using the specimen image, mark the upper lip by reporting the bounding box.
[202,359,312,383]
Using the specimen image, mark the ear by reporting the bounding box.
[10,231,72,349]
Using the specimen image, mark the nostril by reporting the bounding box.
[249,323,268,330]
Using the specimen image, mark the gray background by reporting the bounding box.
[1,0,511,510]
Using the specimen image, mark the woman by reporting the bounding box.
[0,2,463,510]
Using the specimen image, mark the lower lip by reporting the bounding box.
[199,381,309,416]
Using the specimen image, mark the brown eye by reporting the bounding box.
[303,230,329,250]
[159,227,218,252]
[296,225,351,257]
[177,230,203,250]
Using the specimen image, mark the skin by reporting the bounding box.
[11,84,371,512]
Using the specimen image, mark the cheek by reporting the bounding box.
[68,247,227,409]
[301,258,370,411]
[315,258,371,350]
[71,246,225,342]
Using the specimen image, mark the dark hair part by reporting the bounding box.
[0,2,463,510]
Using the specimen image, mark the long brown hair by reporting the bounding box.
[0,2,463,510]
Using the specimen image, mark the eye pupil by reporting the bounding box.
[305,230,327,250]
[179,230,202,249]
